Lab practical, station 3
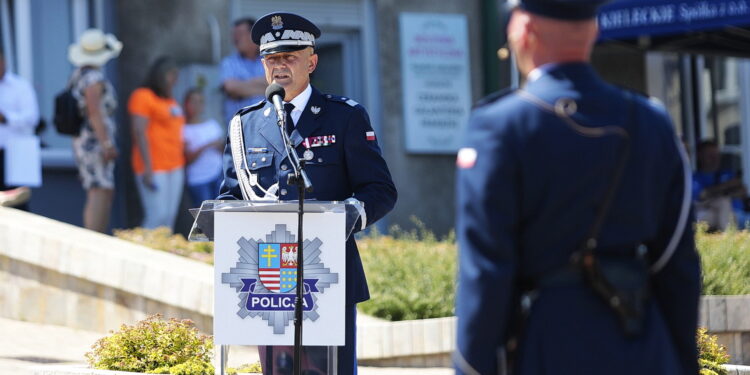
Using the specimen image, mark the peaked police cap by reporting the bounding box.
[251,12,321,56]
[505,0,611,20]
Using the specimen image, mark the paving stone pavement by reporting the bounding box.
[0,317,452,375]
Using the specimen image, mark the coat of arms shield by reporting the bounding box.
[258,242,298,293]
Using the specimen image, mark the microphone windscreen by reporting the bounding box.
[265,83,285,101]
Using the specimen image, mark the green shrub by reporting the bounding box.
[85,314,214,375]
[696,223,750,295]
[115,227,214,264]
[357,220,457,320]
[698,327,730,375]
[227,362,263,374]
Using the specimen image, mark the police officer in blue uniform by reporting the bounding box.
[218,12,397,374]
[455,1,701,374]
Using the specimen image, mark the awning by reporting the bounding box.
[597,0,750,56]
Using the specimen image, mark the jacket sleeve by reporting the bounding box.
[455,109,521,375]
[217,131,242,200]
[647,134,701,375]
[343,106,397,231]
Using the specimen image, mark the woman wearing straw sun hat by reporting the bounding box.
[67,28,122,233]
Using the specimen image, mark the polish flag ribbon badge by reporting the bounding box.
[456,147,477,169]
[366,131,376,141]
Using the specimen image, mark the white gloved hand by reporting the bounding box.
[345,197,366,231]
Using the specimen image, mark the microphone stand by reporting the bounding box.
[273,102,313,375]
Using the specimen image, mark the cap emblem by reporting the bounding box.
[271,15,284,30]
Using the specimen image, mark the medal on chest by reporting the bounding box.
[303,149,314,161]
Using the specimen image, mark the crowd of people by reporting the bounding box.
[0,17,266,234]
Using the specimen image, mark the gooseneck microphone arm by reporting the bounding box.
[264,83,311,375]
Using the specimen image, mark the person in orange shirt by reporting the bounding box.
[128,56,185,230]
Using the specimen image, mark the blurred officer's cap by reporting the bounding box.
[251,12,321,56]
[496,0,610,48]
[502,0,611,21]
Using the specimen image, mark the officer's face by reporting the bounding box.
[262,48,318,101]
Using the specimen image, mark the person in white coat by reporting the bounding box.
[0,49,40,210]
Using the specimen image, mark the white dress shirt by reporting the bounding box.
[284,84,312,126]
[0,71,39,149]
[527,63,560,83]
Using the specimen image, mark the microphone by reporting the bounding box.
[265,83,286,126]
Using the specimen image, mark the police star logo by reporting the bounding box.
[271,15,284,30]
[221,224,339,334]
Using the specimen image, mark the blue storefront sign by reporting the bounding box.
[599,0,750,40]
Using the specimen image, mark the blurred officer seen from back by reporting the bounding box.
[454,0,701,374]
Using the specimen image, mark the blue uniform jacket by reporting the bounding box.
[218,86,397,304]
[455,63,701,375]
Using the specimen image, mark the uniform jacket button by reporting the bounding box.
[318,157,323,163]
[281,164,288,171]
[281,189,288,196]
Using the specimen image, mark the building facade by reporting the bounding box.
[3,0,750,236]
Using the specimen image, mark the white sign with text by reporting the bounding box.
[400,12,472,154]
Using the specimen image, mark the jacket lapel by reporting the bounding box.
[257,102,286,155]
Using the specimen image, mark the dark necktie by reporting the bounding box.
[284,103,295,137]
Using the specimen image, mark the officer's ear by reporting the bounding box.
[308,50,318,74]
[517,13,536,50]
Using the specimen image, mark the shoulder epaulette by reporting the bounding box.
[235,99,267,117]
[614,84,649,99]
[614,85,666,110]
[325,94,359,107]
[473,87,516,109]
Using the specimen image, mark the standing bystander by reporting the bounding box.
[67,29,122,232]
[220,18,267,125]
[692,139,749,230]
[129,56,185,231]
[0,49,40,211]
[182,88,224,207]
